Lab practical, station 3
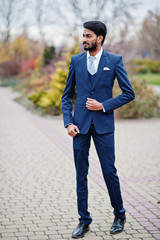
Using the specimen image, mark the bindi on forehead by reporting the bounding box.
[83,29,96,38]
[84,28,95,34]
[83,33,92,38]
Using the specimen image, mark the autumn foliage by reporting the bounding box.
[28,42,80,114]
[0,35,42,77]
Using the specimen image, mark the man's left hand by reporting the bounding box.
[86,98,103,111]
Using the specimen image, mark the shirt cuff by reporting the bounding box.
[102,103,105,112]
[65,123,73,128]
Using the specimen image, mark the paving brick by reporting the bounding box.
[153,234,160,240]
[125,229,139,234]
[47,235,62,239]
[128,238,142,240]
[131,225,144,230]
[58,229,72,234]
[14,221,33,225]
[150,231,160,234]
[112,234,132,239]
[61,234,72,238]
[28,227,48,232]
[103,236,115,240]
[1,233,15,237]
[15,232,35,237]
[28,236,49,240]
[37,223,53,227]
[137,229,151,233]
[18,238,28,240]
[48,226,67,231]
[83,237,103,240]
[0,238,18,240]
[5,225,25,229]
[132,233,153,238]
[143,238,157,240]
[0,229,19,233]
[35,231,45,236]
[45,230,58,235]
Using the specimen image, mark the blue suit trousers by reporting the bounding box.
[73,124,125,225]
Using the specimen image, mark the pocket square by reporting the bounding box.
[103,67,110,71]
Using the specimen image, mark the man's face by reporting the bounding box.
[83,28,98,52]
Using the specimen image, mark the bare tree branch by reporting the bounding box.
[0,0,30,43]
[62,0,141,44]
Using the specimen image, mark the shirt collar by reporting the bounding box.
[87,47,103,60]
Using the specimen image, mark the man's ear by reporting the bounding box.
[97,35,103,44]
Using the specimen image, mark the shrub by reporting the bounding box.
[10,35,32,61]
[132,59,160,74]
[28,91,46,104]
[0,42,10,63]
[150,60,160,73]
[21,58,36,75]
[135,65,148,74]
[28,41,80,114]
[43,46,56,65]
[0,60,21,77]
[114,78,160,118]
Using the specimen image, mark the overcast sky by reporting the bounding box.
[26,0,160,47]
[132,0,160,21]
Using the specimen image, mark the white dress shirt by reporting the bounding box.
[87,47,103,73]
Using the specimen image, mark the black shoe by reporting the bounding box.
[110,215,126,234]
[72,222,89,238]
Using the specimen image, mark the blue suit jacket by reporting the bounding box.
[61,51,135,134]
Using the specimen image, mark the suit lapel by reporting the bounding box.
[92,51,107,89]
[79,52,92,89]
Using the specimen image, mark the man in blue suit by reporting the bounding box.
[61,21,135,238]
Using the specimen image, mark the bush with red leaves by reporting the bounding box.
[0,60,21,77]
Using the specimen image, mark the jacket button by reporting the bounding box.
[91,91,94,95]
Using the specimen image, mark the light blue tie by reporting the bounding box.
[88,56,96,75]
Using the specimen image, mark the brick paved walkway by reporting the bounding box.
[0,87,160,240]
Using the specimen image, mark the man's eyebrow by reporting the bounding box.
[83,33,92,36]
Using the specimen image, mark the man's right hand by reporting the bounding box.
[67,124,80,137]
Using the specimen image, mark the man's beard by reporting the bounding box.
[83,40,97,52]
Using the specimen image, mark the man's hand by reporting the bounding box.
[86,98,103,111]
[67,124,80,137]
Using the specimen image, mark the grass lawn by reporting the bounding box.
[131,73,160,85]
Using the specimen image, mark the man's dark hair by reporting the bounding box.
[83,21,107,45]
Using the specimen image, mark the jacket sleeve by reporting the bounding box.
[61,57,75,127]
[102,56,135,112]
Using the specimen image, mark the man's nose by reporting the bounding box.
[83,36,87,42]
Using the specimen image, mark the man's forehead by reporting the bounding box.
[83,28,95,35]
